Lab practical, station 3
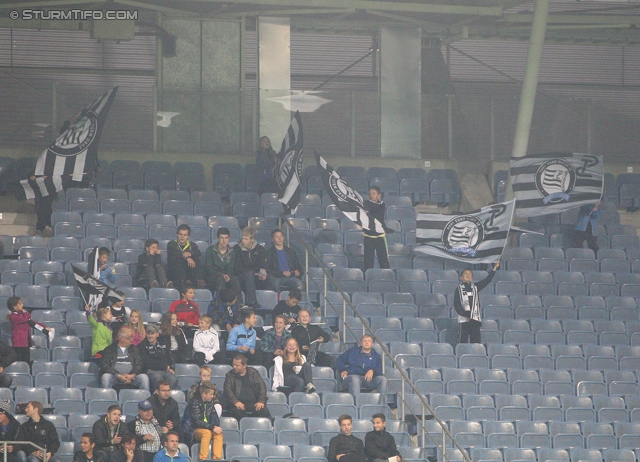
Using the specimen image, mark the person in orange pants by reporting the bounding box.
[183,381,223,460]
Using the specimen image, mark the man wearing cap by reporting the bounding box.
[21,401,59,462]
[152,432,185,462]
[0,340,17,388]
[73,433,108,462]
[138,325,178,392]
[126,400,166,462]
[92,405,126,453]
[100,327,150,392]
[108,433,144,462]
[0,399,26,462]
[149,381,181,441]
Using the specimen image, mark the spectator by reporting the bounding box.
[453,262,499,344]
[85,305,114,357]
[7,296,53,363]
[364,414,401,462]
[187,367,222,411]
[327,414,367,462]
[126,400,166,462]
[207,288,242,333]
[168,285,200,329]
[0,340,17,388]
[233,226,270,309]
[108,292,131,340]
[139,325,178,391]
[108,433,144,462]
[226,310,262,365]
[256,136,278,195]
[126,310,146,346]
[260,315,290,367]
[73,433,107,462]
[0,398,26,462]
[363,186,390,271]
[291,309,332,367]
[136,239,172,290]
[574,202,600,253]
[21,401,59,462]
[97,247,116,285]
[92,405,126,454]
[264,229,304,291]
[183,382,223,460]
[223,354,271,422]
[149,381,181,441]
[158,312,190,364]
[337,335,387,399]
[167,225,204,289]
[272,338,315,394]
[152,432,185,462]
[272,289,302,325]
[192,315,225,366]
[204,228,239,293]
[100,327,150,391]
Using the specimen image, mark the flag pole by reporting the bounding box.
[497,198,517,265]
[78,289,89,309]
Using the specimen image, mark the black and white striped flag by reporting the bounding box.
[86,247,103,311]
[71,264,122,307]
[316,153,384,234]
[415,200,515,264]
[277,111,304,214]
[17,87,118,200]
[510,152,603,217]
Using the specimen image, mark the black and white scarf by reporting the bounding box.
[458,283,480,323]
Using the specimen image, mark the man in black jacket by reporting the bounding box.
[0,340,17,388]
[92,405,126,453]
[233,226,271,309]
[108,433,145,462]
[72,433,108,462]
[264,229,304,291]
[100,327,150,391]
[149,381,181,441]
[0,399,26,462]
[327,414,367,462]
[364,414,401,462]
[167,225,204,289]
[223,354,271,422]
[21,401,59,462]
[291,309,333,367]
[138,325,178,391]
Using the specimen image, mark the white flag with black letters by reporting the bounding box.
[276,111,304,214]
[414,200,515,264]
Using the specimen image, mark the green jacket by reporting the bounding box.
[204,243,237,278]
[88,312,114,356]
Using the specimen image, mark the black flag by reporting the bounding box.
[71,265,122,305]
[276,111,304,214]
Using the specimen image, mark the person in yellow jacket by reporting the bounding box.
[86,305,115,357]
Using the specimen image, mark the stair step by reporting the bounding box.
[0,224,37,236]
[0,213,36,225]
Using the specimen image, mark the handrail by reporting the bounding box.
[280,218,472,462]
[2,441,48,462]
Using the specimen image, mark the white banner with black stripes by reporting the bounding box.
[510,152,603,217]
[414,200,515,264]
[277,111,304,214]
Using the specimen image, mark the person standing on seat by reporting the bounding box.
[167,225,204,289]
[574,202,600,254]
[453,262,500,344]
[363,186,390,271]
[337,335,387,400]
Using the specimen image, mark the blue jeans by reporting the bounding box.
[146,370,178,391]
[341,374,388,399]
[101,373,150,391]
[8,450,26,462]
[275,276,303,292]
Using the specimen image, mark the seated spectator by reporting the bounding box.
[92,404,126,454]
[139,324,178,391]
[265,229,304,291]
[0,398,26,462]
[365,414,401,462]
[108,433,144,462]
[168,285,200,329]
[272,338,315,394]
[183,382,223,460]
[223,354,272,422]
[328,414,367,462]
[233,226,271,309]
[126,400,166,462]
[126,310,146,346]
[73,433,107,462]
[85,305,114,357]
[97,247,116,286]
[260,315,290,367]
[204,228,239,293]
[167,225,204,289]
[187,367,222,412]
[136,239,172,289]
[0,340,17,388]
[291,309,332,367]
[152,432,185,462]
[22,401,60,462]
[337,335,387,399]
[193,315,225,366]
[108,292,131,340]
[159,312,190,364]
[226,310,262,365]
[272,289,302,326]
[149,381,181,440]
[100,327,150,391]
[207,288,242,333]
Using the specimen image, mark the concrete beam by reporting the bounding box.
[501,13,640,25]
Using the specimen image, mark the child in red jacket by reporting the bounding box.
[7,297,54,363]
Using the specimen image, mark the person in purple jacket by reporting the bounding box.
[336,335,387,400]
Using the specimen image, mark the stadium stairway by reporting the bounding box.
[0,195,36,236]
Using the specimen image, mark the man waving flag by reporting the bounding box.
[277,111,304,214]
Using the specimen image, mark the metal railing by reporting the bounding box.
[280,218,472,462]
[2,441,47,462]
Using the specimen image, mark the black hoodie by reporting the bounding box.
[364,429,400,461]
[327,433,367,462]
[0,413,24,459]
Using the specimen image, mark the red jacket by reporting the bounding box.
[168,300,200,326]
[9,311,33,348]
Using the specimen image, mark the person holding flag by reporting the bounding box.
[363,186,390,271]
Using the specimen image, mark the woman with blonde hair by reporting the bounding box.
[272,337,315,393]
[127,309,146,346]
